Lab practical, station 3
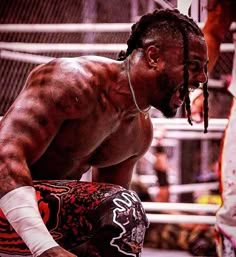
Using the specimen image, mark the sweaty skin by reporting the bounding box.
[0,32,208,256]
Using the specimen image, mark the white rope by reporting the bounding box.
[169,182,219,194]
[153,130,223,140]
[0,50,54,64]
[151,118,228,131]
[143,202,219,213]
[207,78,226,89]
[151,118,227,139]
[0,42,234,54]
[0,23,132,33]
[147,213,216,224]
[138,176,219,193]
[0,22,235,33]
[220,43,235,52]
[155,118,227,138]
[0,42,126,53]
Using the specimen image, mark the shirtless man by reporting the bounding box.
[0,8,208,257]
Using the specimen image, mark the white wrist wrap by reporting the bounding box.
[0,186,58,257]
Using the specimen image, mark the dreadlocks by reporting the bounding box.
[118,8,209,133]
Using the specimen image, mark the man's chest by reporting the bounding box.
[52,116,151,167]
[31,115,152,179]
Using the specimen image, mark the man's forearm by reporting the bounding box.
[0,186,58,256]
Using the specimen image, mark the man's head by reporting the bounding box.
[118,9,209,132]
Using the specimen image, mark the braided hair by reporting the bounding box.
[118,8,209,133]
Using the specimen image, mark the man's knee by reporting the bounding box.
[87,188,149,257]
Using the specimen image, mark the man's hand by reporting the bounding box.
[39,246,77,257]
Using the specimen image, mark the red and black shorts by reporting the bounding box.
[0,180,148,257]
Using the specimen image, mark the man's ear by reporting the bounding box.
[146,45,160,69]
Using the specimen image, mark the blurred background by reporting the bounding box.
[1,0,234,255]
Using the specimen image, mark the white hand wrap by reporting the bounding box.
[0,186,59,257]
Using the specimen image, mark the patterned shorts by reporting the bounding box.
[0,180,148,257]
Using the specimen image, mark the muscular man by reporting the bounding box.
[0,8,208,257]
[191,1,236,255]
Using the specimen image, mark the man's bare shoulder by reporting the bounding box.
[23,56,117,119]
[28,56,110,81]
[28,55,116,83]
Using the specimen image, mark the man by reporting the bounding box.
[191,1,236,255]
[0,8,208,257]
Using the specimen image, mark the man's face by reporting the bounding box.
[151,34,208,118]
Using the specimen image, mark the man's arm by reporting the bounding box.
[92,117,153,189]
[92,156,140,189]
[0,64,76,256]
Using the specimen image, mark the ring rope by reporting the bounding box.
[0,49,54,64]
[146,213,216,224]
[0,42,126,53]
[0,22,235,33]
[0,42,234,53]
[142,202,219,213]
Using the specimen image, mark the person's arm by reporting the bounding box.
[92,155,140,189]
[191,0,234,121]
[203,0,233,72]
[0,64,77,257]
